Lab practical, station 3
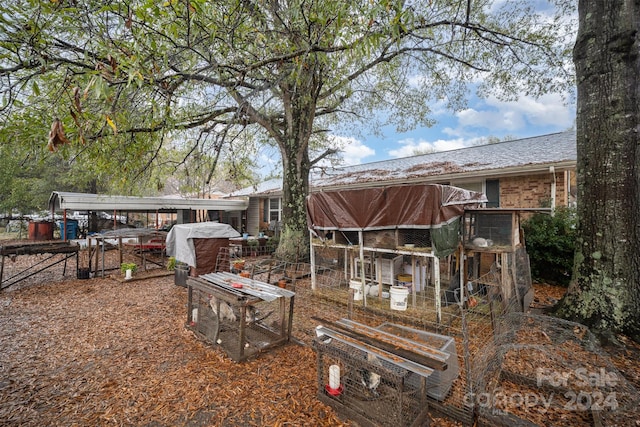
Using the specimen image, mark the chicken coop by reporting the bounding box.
[460,209,535,314]
[307,184,488,323]
[186,272,295,362]
[307,186,541,426]
[312,319,458,427]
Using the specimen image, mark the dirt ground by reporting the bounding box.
[1,249,639,426]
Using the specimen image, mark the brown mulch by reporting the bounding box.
[0,275,347,426]
[530,282,567,310]
[0,256,461,427]
[1,250,638,427]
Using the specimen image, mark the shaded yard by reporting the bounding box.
[1,252,638,426]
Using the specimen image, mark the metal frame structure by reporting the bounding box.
[0,241,79,290]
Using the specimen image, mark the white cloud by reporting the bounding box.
[456,108,525,131]
[503,94,574,128]
[339,136,376,165]
[388,137,472,158]
[454,93,574,133]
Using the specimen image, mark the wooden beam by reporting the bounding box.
[312,317,448,371]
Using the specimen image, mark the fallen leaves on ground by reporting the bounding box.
[0,277,346,426]
[0,272,462,426]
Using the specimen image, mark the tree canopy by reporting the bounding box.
[1,0,575,257]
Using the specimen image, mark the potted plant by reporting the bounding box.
[166,256,176,271]
[77,248,91,279]
[120,262,137,279]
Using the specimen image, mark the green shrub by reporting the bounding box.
[120,262,137,275]
[522,207,576,286]
[266,236,279,252]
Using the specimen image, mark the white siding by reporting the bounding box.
[247,197,261,235]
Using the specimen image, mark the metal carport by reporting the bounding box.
[48,191,248,213]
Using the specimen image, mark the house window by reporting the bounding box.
[451,180,499,207]
[263,199,269,222]
[452,181,483,194]
[485,180,500,207]
[269,198,281,222]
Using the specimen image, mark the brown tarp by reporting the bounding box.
[191,238,229,276]
[306,184,487,231]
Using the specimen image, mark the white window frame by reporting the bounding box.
[269,197,281,222]
[450,180,487,207]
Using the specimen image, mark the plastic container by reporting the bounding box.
[58,219,79,240]
[349,279,364,301]
[397,274,413,291]
[389,286,409,310]
[174,262,189,287]
[378,323,459,401]
[28,221,54,241]
[77,268,90,279]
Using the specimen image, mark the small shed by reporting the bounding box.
[166,222,241,276]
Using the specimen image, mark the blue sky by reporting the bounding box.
[336,92,576,166]
[253,0,577,176]
[255,91,575,177]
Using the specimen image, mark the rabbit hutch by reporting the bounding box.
[460,208,535,314]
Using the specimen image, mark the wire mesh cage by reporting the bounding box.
[186,274,294,362]
[313,337,430,427]
[305,248,509,425]
[398,229,432,248]
[471,313,640,426]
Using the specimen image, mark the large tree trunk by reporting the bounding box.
[275,141,311,262]
[556,0,640,340]
[273,67,319,262]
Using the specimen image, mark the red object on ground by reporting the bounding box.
[325,384,343,396]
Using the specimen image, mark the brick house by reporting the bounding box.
[231,130,577,236]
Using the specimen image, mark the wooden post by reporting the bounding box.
[358,230,366,308]
[434,255,441,325]
[309,233,316,291]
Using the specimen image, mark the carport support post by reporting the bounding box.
[1,253,5,290]
[62,211,68,241]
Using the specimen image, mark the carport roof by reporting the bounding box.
[48,192,249,213]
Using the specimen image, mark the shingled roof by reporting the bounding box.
[233,130,576,196]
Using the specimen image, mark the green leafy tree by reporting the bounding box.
[0,0,575,260]
[556,0,640,340]
[0,127,70,215]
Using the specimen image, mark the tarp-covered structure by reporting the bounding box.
[306,184,487,256]
[166,222,240,275]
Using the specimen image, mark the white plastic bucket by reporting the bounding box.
[349,280,364,301]
[390,286,409,311]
